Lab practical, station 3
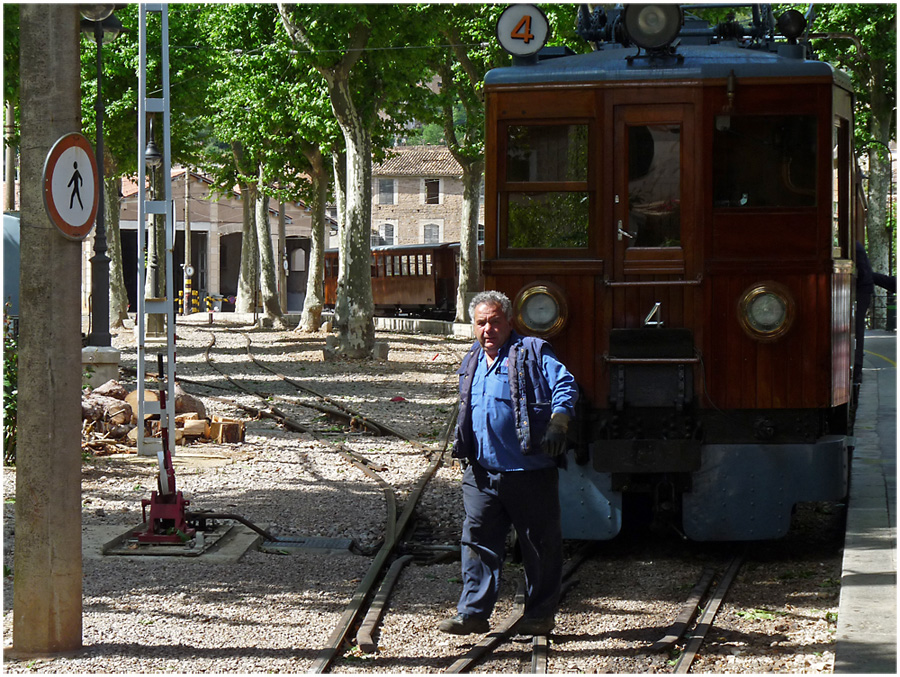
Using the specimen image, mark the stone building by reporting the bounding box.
[328,145,484,249]
[108,167,321,313]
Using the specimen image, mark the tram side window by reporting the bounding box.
[426,254,433,275]
[833,118,851,259]
[713,115,817,208]
[505,124,589,249]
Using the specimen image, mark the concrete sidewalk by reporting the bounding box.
[834,344,897,673]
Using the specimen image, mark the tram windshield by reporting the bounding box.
[505,124,590,249]
[712,115,817,208]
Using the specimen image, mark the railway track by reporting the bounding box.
[159,325,836,674]
[195,327,456,672]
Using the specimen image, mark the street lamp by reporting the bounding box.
[144,114,165,336]
[81,6,124,346]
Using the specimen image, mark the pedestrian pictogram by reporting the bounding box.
[42,133,98,240]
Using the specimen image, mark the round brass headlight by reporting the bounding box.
[737,282,795,341]
[514,283,568,338]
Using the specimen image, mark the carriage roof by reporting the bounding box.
[484,43,850,90]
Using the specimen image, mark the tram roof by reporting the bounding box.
[485,43,849,89]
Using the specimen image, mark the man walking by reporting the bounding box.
[440,290,578,636]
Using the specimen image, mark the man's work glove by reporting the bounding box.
[541,412,570,457]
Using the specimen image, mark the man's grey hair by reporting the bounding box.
[469,290,513,320]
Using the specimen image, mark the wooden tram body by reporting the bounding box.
[484,4,860,540]
[324,242,460,317]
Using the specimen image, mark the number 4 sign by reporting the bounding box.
[497,4,550,57]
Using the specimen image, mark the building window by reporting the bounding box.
[423,223,440,244]
[477,223,485,243]
[379,179,395,205]
[424,178,440,205]
[372,222,395,247]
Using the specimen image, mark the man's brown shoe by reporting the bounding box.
[438,613,490,635]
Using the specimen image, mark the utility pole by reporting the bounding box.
[11,3,84,656]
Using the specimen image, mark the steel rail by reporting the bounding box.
[649,567,716,652]
[443,543,597,673]
[445,583,527,674]
[356,554,415,652]
[198,327,458,673]
[673,555,744,674]
[239,332,421,446]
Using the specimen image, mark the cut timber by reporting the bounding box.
[181,419,208,437]
[125,389,159,423]
[209,416,244,444]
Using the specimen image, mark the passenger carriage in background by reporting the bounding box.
[325,242,461,318]
[484,3,862,540]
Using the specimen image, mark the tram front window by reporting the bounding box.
[508,191,589,248]
[504,123,590,250]
[712,115,817,208]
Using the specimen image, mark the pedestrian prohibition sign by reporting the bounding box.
[42,132,99,240]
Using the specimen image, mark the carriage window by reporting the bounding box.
[508,192,589,249]
[377,258,385,278]
[713,115,817,208]
[417,255,425,276]
[401,256,409,276]
[426,254,433,275]
[507,124,588,182]
[628,124,681,247]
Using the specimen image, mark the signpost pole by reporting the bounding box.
[11,4,84,657]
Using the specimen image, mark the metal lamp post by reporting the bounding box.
[144,114,165,336]
[81,6,123,346]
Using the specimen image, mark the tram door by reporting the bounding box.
[610,103,697,331]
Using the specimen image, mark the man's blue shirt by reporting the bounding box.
[470,341,577,472]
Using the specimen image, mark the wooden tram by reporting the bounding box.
[484,4,861,540]
[324,242,460,318]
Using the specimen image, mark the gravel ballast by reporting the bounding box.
[3,318,844,673]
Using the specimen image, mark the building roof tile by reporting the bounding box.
[375,146,461,177]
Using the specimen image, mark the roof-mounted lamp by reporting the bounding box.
[621,4,684,52]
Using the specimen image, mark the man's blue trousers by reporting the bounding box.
[456,463,562,621]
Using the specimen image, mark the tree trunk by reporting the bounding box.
[864,57,894,329]
[297,146,328,333]
[455,159,484,324]
[106,175,129,328]
[334,128,374,356]
[254,164,284,326]
[4,100,15,211]
[234,179,258,313]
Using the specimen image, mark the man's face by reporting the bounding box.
[473,302,512,359]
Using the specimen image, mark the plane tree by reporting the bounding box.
[417,4,585,323]
[809,3,896,325]
[277,3,433,357]
[77,4,212,329]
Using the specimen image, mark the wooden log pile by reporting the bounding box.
[81,380,244,455]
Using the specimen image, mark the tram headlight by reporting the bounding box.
[738,283,795,341]
[622,4,683,51]
[514,283,568,338]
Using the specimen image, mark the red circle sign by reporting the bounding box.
[42,133,99,240]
